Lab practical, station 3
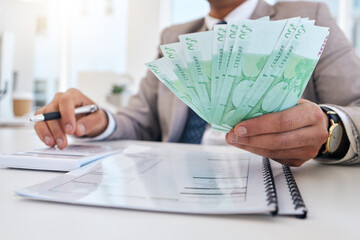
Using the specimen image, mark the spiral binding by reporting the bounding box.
[282,165,307,217]
[262,158,278,215]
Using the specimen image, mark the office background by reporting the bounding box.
[0,0,357,116]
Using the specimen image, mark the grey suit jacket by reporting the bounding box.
[107,0,360,164]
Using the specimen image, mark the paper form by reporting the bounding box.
[17,142,275,215]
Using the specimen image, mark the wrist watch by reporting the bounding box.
[318,106,349,158]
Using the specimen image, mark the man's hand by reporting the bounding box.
[34,88,109,149]
[225,99,329,167]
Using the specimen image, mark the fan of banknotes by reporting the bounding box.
[146,17,330,132]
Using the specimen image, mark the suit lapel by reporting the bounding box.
[167,97,189,142]
[250,0,276,19]
[198,21,207,32]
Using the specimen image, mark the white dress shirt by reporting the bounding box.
[204,0,259,30]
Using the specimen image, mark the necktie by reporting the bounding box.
[178,108,207,144]
[217,20,227,25]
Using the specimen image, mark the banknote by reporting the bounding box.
[212,19,288,127]
[179,31,213,116]
[146,17,329,132]
[146,57,192,105]
[210,17,270,112]
[211,24,227,109]
[212,22,239,110]
[237,18,313,111]
[211,17,273,125]
[226,23,329,126]
[160,43,205,113]
[277,28,329,111]
[223,17,302,127]
[146,57,209,122]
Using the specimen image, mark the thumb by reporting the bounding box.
[74,109,109,137]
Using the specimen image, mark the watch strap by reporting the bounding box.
[320,106,340,125]
[317,106,350,159]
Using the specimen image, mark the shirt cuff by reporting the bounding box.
[316,105,357,164]
[74,109,116,142]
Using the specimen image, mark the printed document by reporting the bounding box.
[17,142,275,214]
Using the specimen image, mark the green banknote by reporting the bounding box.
[146,17,329,132]
[210,17,270,116]
[277,27,329,111]
[146,57,209,122]
[211,24,227,109]
[178,32,213,117]
[211,21,248,126]
[214,22,239,100]
[237,18,313,112]
[227,22,329,126]
[211,17,273,127]
[223,17,302,127]
[160,43,204,113]
[212,19,288,128]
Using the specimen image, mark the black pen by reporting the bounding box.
[30,105,99,122]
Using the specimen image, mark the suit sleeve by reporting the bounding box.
[313,3,360,164]
[104,32,167,141]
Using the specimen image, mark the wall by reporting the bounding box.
[0,0,39,92]
[126,0,172,84]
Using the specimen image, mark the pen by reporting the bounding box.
[30,105,99,122]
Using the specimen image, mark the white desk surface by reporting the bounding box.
[0,127,359,240]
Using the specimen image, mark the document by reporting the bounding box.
[16,141,307,217]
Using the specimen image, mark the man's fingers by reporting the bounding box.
[226,126,327,150]
[59,88,94,135]
[34,106,55,147]
[34,122,55,147]
[227,99,329,164]
[225,143,317,167]
[43,103,68,149]
[74,110,108,137]
[58,95,76,134]
[46,119,68,149]
[233,100,325,137]
[33,89,100,148]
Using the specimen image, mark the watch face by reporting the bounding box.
[328,124,343,153]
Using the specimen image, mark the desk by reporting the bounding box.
[1,127,359,240]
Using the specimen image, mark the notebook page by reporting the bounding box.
[16,142,276,215]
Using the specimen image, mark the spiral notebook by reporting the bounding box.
[16,141,307,218]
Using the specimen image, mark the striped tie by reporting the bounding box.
[178,108,207,144]
[217,20,227,25]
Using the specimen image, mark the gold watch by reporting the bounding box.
[319,107,349,158]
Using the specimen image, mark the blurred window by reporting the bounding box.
[33,0,128,106]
